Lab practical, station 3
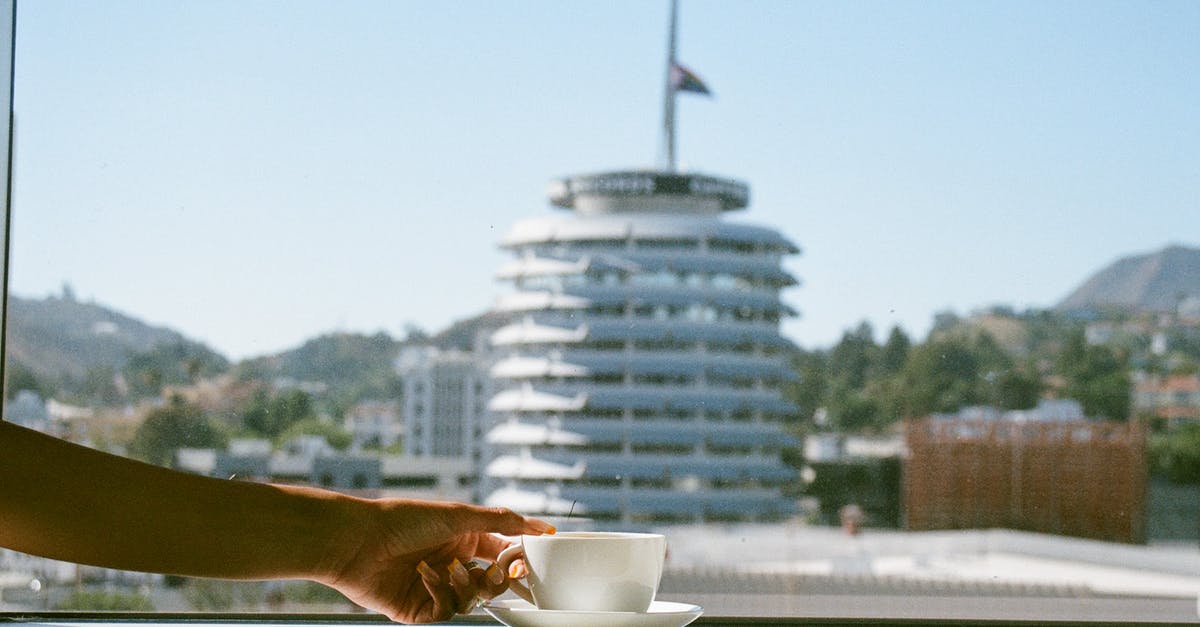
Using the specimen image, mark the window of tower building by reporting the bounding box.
[586,408,624,420]
[2,2,1194,626]
[515,275,562,292]
[632,337,694,351]
[587,303,625,317]
[707,443,756,456]
[578,442,623,454]
[707,238,758,255]
[587,338,626,350]
[628,270,679,287]
[631,442,693,455]
[632,237,697,251]
[708,273,739,290]
[557,238,626,252]
[708,373,758,389]
[632,373,692,386]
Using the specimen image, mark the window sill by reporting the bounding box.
[3,593,1197,627]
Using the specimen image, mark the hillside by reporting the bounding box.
[5,292,229,397]
[430,311,503,352]
[1057,244,1200,315]
[4,291,491,407]
[234,331,405,405]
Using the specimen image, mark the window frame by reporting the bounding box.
[0,3,1191,626]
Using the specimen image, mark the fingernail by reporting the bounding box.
[416,560,441,585]
[486,563,504,586]
[527,518,556,534]
[449,559,470,586]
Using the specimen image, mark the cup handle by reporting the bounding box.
[495,543,534,605]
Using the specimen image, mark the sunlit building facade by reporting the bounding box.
[397,346,488,461]
[481,171,800,525]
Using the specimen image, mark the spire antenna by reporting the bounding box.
[662,0,679,172]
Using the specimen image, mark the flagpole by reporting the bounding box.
[662,0,678,172]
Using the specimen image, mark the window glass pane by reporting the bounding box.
[3,1,1198,623]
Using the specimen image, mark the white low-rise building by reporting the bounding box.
[343,400,403,450]
[396,346,489,462]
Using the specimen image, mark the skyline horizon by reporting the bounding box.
[10,236,1195,361]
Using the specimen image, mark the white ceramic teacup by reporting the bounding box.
[495,531,667,613]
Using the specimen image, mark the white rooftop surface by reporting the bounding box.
[865,551,1200,598]
[659,524,1200,600]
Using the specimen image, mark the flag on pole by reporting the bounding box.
[670,61,712,96]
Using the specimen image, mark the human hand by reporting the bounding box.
[320,499,553,624]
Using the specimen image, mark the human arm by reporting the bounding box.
[0,420,552,622]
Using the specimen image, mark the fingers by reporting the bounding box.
[451,504,556,536]
[474,533,515,562]
[463,560,510,605]
[416,560,456,622]
[447,559,478,614]
[419,559,496,618]
[508,558,528,579]
[481,562,508,599]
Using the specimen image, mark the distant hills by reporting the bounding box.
[5,292,227,388]
[6,243,1196,402]
[234,332,404,406]
[3,291,484,405]
[1056,244,1200,315]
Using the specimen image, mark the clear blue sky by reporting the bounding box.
[8,1,1199,360]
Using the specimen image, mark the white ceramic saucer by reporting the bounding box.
[482,598,703,627]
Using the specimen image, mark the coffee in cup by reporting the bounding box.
[495,531,666,612]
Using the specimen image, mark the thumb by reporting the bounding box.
[449,504,555,536]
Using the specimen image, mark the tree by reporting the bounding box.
[878,326,911,376]
[55,591,153,611]
[283,580,353,606]
[893,336,981,417]
[4,360,49,400]
[829,322,878,390]
[184,579,235,611]
[890,332,1019,418]
[243,389,316,440]
[278,417,353,450]
[124,341,229,398]
[130,396,228,466]
[1150,423,1200,484]
[829,387,882,432]
[784,350,830,426]
[1077,370,1132,420]
[1056,330,1132,419]
[991,367,1042,410]
[82,366,122,406]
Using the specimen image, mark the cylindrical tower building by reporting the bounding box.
[482,170,800,525]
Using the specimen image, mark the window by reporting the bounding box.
[707,238,757,255]
[561,238,626,251]
[2,1,1196,625]
[633,237,697,251]
[630,442,692,455]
